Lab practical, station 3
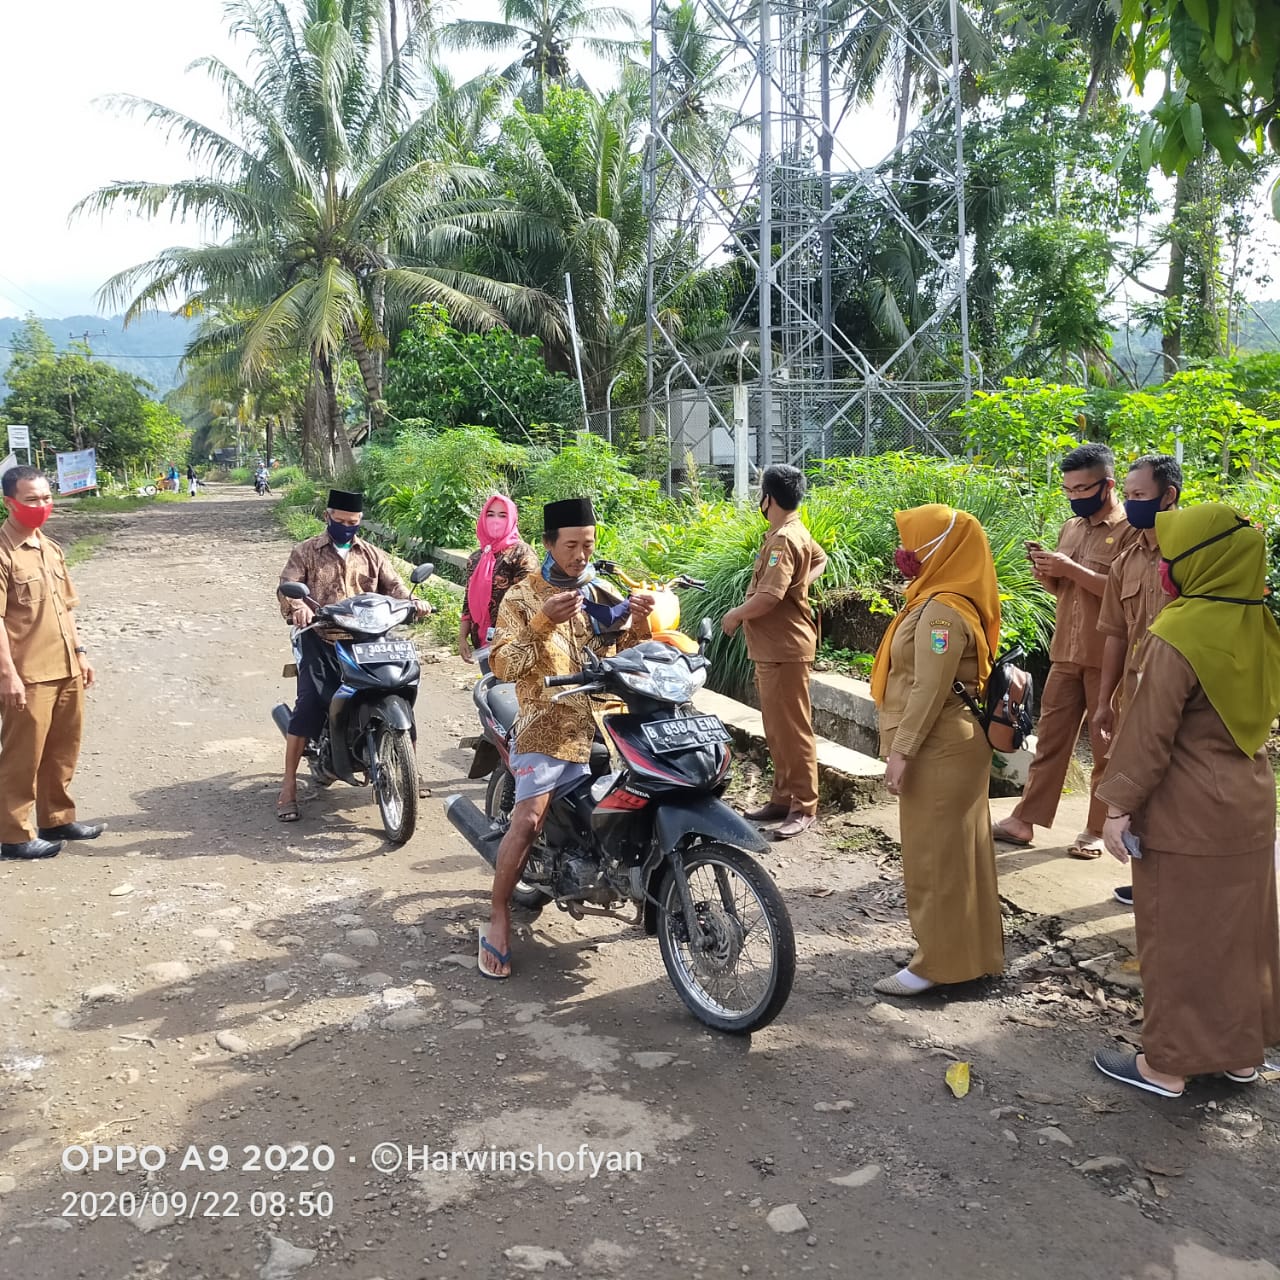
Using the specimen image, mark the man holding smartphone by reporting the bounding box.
[992,444,1138,858]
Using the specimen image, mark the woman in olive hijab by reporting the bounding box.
[1094,503,1280,1098]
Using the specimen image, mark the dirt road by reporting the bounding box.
[2,490,1278,1280]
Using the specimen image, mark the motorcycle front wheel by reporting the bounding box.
[485,765,551,912]
[375,728,417,844]
[657,842,795,1035]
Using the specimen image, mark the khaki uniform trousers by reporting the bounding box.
[0,677,84,843]
[1011,661,1107,834]
[755,661,819,816]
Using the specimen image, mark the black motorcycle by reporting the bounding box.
[272,564,433,843]
[254,474,272,495]
[446,625,796,1034]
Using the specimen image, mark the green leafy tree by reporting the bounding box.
[385,303,581,440]
[1119,0,1280,184]
[1,317,185,472]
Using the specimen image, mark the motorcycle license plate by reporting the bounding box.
[351,640,415,664]
[642,715,731,754]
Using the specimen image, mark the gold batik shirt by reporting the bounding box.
[490,573,651,763]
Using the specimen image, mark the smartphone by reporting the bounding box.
[1122,830,1142,860]
[1024,540,1043,554]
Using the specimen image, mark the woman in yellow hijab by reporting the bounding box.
[868,505,1006,997]
[1094,503,1280,1098]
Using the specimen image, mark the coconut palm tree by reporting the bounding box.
[830,0,990,158]
[76,0,556,474]
[441,0,638,111]
[483,86,648,411]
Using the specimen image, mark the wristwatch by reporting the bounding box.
[74,646,88,655]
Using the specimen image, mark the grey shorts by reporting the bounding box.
[510,751,591,803]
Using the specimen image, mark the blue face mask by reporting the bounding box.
[328,519,359,546]
[1124,496,1163,529]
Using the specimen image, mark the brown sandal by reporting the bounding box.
[276,802,300,823]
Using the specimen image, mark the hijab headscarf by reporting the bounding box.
[870,504,1002,706]
[1149,503,1280,755]
[466,494,520,637]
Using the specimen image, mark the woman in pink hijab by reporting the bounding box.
[460,495,539,662]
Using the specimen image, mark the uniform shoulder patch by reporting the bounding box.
[767,550,780,567]
[929,626,950,654]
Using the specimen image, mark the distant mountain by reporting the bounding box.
[0,312,194,397]
[1110,298,1280,385]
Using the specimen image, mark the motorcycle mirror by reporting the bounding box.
[698,617,714,644]
[410,563,435,584]
[279,582,309,601]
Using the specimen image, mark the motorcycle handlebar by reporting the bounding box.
[544,672,586,688]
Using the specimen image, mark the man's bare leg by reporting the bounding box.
[278,734,307,813]
[482,792,553,977]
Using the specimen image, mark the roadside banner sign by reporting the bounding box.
[7,424,30,452]
[55,448,98,496]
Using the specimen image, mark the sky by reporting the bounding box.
[0,0,1275,323]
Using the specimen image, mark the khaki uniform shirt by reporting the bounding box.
[491,573,651,763]
[1047,506,1136,669]
[278,534,409,635]
[743,516,826,663]
[1097,529,1167,715]
[0,519,79,684]
[1097,637,1275,855]
[878,602,981,758]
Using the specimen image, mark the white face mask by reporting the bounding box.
[916,511,957,564]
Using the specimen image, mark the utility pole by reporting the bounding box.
[70,329,108,353]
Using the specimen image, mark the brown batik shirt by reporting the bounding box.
[278,533,410,636]
[491,572,651,763]
[461,540,540,646]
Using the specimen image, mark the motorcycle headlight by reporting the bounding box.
[619,663,705,703]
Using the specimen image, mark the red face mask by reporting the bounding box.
[7,500,51,531]
[1158,559,1179,598]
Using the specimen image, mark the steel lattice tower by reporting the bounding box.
[641,0,973,488]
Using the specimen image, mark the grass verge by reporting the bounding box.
[64,534,108,568]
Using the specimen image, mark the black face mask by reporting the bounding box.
[1162,518,1264,605]
[1068,478,1107,519]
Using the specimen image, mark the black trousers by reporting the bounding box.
[287,631,341,740]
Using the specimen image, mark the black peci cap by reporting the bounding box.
[543,497,596,532]
[327,489,363,513]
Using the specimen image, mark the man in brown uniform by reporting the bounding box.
[1093,453,1181,905]
[993,443,1137,857]
[722,464,827,840]
[0,465,104,860]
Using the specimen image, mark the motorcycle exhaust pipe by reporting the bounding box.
[271,703,292,740]
[443,795,504,870]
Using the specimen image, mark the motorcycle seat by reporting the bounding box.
[487,682,520,735]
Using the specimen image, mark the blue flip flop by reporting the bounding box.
[1094,1047,1184,1098]
[478,928,511,980]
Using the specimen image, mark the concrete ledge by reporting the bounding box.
[694,688,886,808]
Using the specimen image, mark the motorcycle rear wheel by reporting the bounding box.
[657,841,795,1035]
[375,728,417,844]
[484,765,551,912]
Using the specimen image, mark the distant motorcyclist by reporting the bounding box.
[274,489,429,821]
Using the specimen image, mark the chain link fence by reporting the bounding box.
[586,380,969,490]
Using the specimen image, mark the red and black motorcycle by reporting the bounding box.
[447,606,795,1034]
